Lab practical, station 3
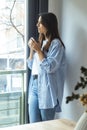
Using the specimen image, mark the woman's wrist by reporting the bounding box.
[29,49,34,60]
[37,50,44,61]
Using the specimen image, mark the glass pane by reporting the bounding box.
[0,74,22,92]
[0,0,25,71]
[0,0,26,127]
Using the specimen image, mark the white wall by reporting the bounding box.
[49,0,87,122]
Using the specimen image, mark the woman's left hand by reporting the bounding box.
[30,38,41,53]
[30,38,45,60]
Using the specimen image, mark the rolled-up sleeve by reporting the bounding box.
[39,40,65,73]
[26,58,33,70]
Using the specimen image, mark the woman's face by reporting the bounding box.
[36,16,47,35]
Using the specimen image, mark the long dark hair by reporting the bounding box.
[38,12,65,50]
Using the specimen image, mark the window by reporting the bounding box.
[0,0,26,127]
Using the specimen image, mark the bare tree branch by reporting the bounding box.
[10,0,24,41]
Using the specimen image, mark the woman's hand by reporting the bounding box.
[28,37,34,48]
[28,37,45,61]
[29,38,41,52]
[28,37,35,60]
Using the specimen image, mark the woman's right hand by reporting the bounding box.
[28,37,34,60]
[28,37,34,48]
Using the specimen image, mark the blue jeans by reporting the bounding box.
[28,78,56,123]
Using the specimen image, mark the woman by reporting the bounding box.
[27,12,66,123]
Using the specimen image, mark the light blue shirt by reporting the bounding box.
[27,38,66,111]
